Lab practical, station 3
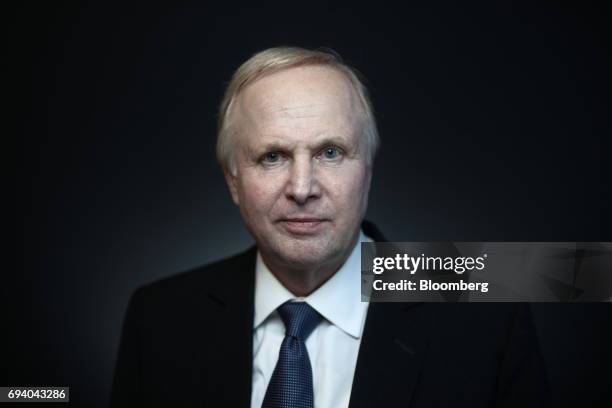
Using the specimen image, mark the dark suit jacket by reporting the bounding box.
[110,221,549,407]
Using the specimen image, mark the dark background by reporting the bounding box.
[11,1,611,407]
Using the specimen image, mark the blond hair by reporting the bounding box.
[217,47,379,174]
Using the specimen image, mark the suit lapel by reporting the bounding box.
[350,221,434,407]
[349,302,434,408]
[193,247,257,407]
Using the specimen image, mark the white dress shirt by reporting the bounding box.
[251,231,372,408]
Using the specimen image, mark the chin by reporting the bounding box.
[274,239,343,269]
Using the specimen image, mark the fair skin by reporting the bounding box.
[224,64,372,296]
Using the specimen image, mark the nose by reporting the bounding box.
[285,155,321,204]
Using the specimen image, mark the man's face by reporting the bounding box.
[225,65,372,273]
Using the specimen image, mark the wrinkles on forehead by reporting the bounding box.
[273,103,321,118]
[243,102,357,132]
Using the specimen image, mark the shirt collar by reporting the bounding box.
[254,230,372,339]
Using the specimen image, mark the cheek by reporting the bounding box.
[322,165,369,207]
[238,172,285,215]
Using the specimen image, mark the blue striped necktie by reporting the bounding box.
[262,302,322,408]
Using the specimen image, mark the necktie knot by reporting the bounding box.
[278,302,322,340]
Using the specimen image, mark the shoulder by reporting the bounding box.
[128,246,257,312]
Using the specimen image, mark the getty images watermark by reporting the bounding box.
[361,242,612,302]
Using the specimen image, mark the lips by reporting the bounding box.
[277,217,329,235]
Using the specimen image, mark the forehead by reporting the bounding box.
[232,65,363,143]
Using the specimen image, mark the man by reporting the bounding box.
[110,47,548,407]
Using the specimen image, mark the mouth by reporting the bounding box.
[277,218,329,235]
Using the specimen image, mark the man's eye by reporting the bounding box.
[321,146,342,160]
[263,152,281,162]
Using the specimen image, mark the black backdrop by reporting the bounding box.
[11,2,612,407]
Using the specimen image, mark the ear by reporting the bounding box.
[223,166,240,206]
